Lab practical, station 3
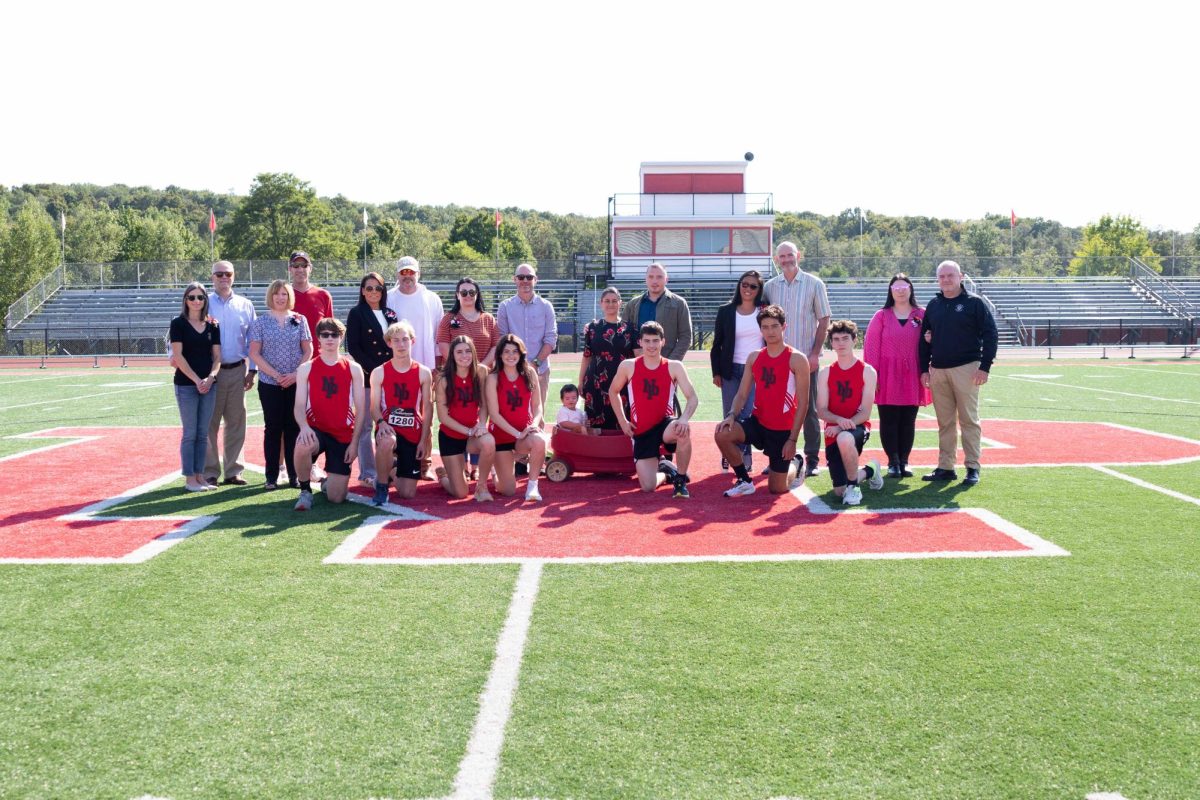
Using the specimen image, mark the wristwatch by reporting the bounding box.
[533,358,542,368]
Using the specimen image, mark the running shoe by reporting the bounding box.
[294,490,313,511]
[867,459,884,490]
[371,482,389,507]
[842,485,863,506]
[724,480,756,497]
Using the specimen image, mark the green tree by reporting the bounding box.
[221,173,355,260]
[1069,215,1161,276]
[1,205,59,317]
[439,240,487,261]
[447,211,533,262]
[116,208,201,261]
[65,206,126,263]
[371,218,440,260]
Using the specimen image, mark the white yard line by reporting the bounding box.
[1091,466,1200,507]
[450,560,544,800]
[0,384,166,412]
[1086,362,1199,378]
[998,375,1200,406]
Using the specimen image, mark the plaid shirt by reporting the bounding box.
[764,270,831,357]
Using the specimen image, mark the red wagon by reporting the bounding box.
[545,427,637,482]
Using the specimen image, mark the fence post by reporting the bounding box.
[137,263,141,288]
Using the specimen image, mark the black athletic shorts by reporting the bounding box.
[632,417,678,462]
[825,424,870,488]
[743,415,792,474]
[392,436,421,481]
[314,428,352,476]
[438,429,468,458]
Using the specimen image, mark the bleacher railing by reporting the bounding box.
[1130,258,1199,321]
[4,265,64,330]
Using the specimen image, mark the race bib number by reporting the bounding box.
[387,408,417,428]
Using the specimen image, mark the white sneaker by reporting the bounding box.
[842,485,863,506]
[867,459,884,490]
[723,480,756,497]
[525,482,542,502]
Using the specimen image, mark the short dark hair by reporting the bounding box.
[560,383,579,399]
[827,319,859,342]
[639,321,665,340]
[756,304,785,327]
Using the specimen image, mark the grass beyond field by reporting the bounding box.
[0,356,1197,799]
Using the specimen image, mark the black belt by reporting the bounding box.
[220,361,245,370]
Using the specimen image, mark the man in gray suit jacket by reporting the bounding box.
[621,262,693,361]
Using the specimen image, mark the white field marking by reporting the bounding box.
[131,795,175,800]
[0,383,167,412]
[0,431,103,463]
[1040,397,1057,402]
[1010,373,1062,379]
[450,560,544,800]
[42,407,62,412]
[245,408,263,419]
[1086,793,1131,800]
[1089,362,1200,377]
[98,382,162,388]
[0,374,84,386]
[158,404,176,410]
[328,483,1068,566]
[0,462,216,565]
[1091,466,1200,507]
[999,375,1200,406]
[1081,374,1121,379]
[97,406,116,411]
[985,398,1000,403]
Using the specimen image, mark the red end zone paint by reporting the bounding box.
[329,425,1072,565]
[0,428,214,563]
[886,420,1200,467]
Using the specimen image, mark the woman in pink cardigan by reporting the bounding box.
[863,273,932,478]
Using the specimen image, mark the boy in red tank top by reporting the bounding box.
[369,321,433,506]
[292,318,366,510]
[715,305,810,496]
[816,320,883,506]
[608,321,699,498]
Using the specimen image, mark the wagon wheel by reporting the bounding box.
[545,459,572,483]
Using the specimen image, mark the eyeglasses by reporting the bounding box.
[458,289,478,297]
[740,282,761,290]
[318,331,341,339]
[515,275,535,281]
[212,272,233,278]
[186,294,206,301]
[363,285,383,292]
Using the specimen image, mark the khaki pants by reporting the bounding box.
[929,361,982,470]
[205,366,248,480]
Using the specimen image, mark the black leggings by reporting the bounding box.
[258,382,299,483]
[877,404,919,466]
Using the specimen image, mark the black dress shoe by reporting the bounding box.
[962,468,980,485]
[922,468,958,481]
[221,476,248,486]
[887,464,902,479]
[900,464,914,478]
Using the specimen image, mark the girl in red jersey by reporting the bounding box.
[486,334,549,502]
[435,335,496,502]
[369,321,433,505]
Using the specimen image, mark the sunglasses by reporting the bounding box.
[398,269,417,277]
[318,331,341,339]
[289,262,311,268]
[186,294,206,301]
[457,289,478,297]
[212,272,233,278]
[515,275,535,281]
[363,285,383,292]
[740,282,761,290]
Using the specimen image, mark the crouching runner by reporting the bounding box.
[292,318,366,510]
[715,305,809,496]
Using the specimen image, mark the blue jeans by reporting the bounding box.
[176,383,218,476]
[356,420,376,483]
[720,362,754,464]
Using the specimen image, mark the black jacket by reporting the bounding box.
[346,302,398,374]
[710,302,763,380]
[919,290,998,372]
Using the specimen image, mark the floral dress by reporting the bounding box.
[580,318,637,429]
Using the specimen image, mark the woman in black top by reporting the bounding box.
[169,282,222,493]
[710,270,765,471]
[576,287,637,430]
[345,272,397,485]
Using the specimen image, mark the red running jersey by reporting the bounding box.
[443,371,481,440]
[824,359,870,445]
[489,369,532,445]
[626,358,673,436]
[752,346,798,431]
[306,356,356,443]
[381,360,424,445]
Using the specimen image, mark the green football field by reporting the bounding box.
[0,356,1197,799]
